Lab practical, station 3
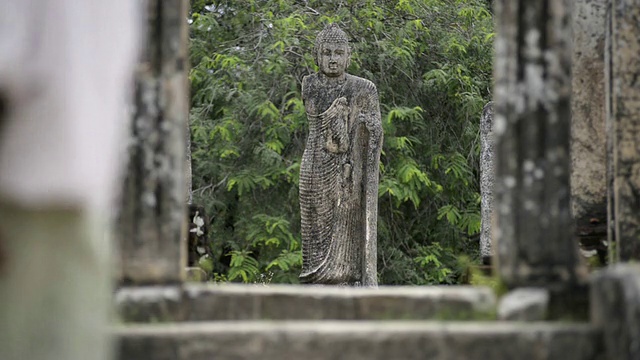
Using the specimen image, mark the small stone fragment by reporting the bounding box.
[498,288,549,321]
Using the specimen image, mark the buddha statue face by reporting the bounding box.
[318,43,350,77]
[314,24,351,78]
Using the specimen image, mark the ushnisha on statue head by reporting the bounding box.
[313,23,351,78]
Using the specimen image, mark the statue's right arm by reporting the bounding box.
[302,74,319,118]
[301,75,311,105]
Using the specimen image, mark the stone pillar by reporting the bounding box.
[493,0,584,287]
[479,102,495,263]
[607,0,640,261]
[570,0,607,259]
[117,0,190,284]
[604,0,616,263]
[0,2,139,360]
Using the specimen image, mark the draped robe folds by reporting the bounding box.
[299,73,383,286]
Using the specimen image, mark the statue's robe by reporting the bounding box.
[299,73,383,286]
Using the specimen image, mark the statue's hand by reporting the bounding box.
[325,98,349,154]
[359,113,373,129]
[343,162,352,180]
[359,113,382,135]
[325,138,341,153]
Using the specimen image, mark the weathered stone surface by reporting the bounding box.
[591,264,640,360]
[606,0,640,261]
[299,24,382,286]
[115,286,185,323]
[116,0,189,284]
[498,288,549,321]
[570,0,608,259]
[116,321,603,360]
[480,102,494,262]
[604,0,616,262]
[493,0,585,287]
[116,284,497,322]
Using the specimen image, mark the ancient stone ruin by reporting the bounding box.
[299,24,383,286]
[112,0,640,358]
[6,0,640,359]
[113,2,640,357]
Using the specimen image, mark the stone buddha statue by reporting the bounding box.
[299,23,383,286]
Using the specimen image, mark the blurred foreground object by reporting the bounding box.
[0,1,139,360]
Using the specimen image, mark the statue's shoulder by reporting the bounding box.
[302,73,319,98]
[346,74,378,95]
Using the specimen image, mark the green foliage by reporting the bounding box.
[460,256,507,296]
[413,242,455,284]
[227,250,260,282]
[189,0,494,284]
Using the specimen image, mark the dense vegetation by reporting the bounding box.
[188,0,494,285]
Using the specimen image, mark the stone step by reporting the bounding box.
[116,284,497,322]
[115,321,603,360]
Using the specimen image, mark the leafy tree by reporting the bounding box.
[189,0,494,284]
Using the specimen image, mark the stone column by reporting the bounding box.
[604,0,616,263]
[0,2,139,360]
[117,0,190,284]
[570,0,607,259]
[493,0,584,287]
[479,102,494,263]
[607,0,640,261]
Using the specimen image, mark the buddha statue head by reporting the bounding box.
[314,23,351,78]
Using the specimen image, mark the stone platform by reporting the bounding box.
[116,284,497,322]
[115,321,602,360]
